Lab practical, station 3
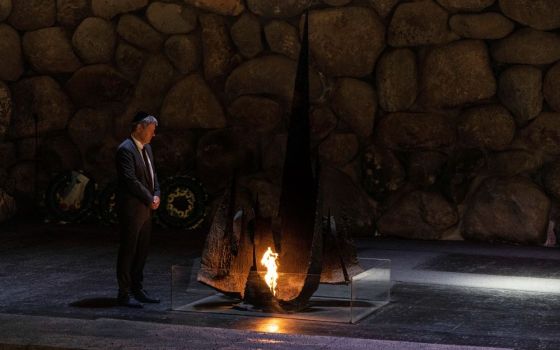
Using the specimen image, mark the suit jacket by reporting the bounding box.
[116,138,161,218]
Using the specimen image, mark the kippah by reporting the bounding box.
[132,111,152,124]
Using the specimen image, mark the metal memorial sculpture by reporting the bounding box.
[198,13,361,313]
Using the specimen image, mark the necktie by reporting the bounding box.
[141,148,154,192]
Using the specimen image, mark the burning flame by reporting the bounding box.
[260,247,279,296]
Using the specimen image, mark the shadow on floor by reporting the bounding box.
[70,298,118,308]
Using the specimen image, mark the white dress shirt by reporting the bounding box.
[131,135,154,190]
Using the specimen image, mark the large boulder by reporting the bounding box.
[10,77,72,139]
[160,74,226,130]
[115,41,145,79]
[0,24,22,81]
[164,35,200,75]
[67,108,113,154]
[184,0,244,16]
[82,137,119,183]
[8,161,50,210]
[264,20,300,60]
[146,2,197,34]
[440,149,486,204]
[56,0,90,27]
[436,0,495,12]
[420,40,496,108]
[116,14,164,52]
[499,0,560,31]
[544,61,560,112]
[195,128,259,192]
[228,96,283,132]
[377,191,458,240]
[331,78,376,140]
[247,0,310,18]
[23,27,82,74]
[308,7,385,77]
[92,0,148,19]
[388,1,459,47]
[491,28,560,65]
[225,55,323,108]
[7,161,47,216]
[115,55,174,137]
[520,112,560,156]
[72,17,116,64]
[376,112,456,151]
[8,0,55,31]
[462,177,550,244]
[370,0,399,18]
[318,133,359,167]
[408,151,447,188]
[149,130,196,177]
[65,65,132,108]
[361,145,405,200]
[8,162,38,198]
[498,65,543,126]
[457,105,516,151]
[231,13,262,59]
[310,106,337,141]
[200,14,236,81]
[128,54,175,117]
[375,48,417,112]
[0,0,12,22]
[0,82,11,140]
[486,150,542,177]
[449,12,514,39]
[37,134,82,174]
[322,0,351,6]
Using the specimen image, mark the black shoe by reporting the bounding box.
[117,292,143,308]
[133,289,160,304]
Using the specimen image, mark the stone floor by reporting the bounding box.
[0,221,559,349]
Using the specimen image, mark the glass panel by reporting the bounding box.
[351,258,392,323]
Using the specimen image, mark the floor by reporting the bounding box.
[0,221,559,349]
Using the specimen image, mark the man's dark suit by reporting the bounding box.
[115,138,160,295]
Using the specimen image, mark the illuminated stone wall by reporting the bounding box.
[1,0,560,245]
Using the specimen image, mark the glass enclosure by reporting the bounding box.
[171,258,391,324]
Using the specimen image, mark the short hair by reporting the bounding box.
[131,112,158,131]
[136,115,158,126]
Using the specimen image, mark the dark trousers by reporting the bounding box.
[117,212,152,294]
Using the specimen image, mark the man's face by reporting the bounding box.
[137,123,156,144]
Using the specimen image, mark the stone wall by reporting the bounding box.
[1,0,560,244]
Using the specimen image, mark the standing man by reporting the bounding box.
[115,111,161,308]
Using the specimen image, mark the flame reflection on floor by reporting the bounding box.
[247,337,285,344]
[254,318,290,334]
